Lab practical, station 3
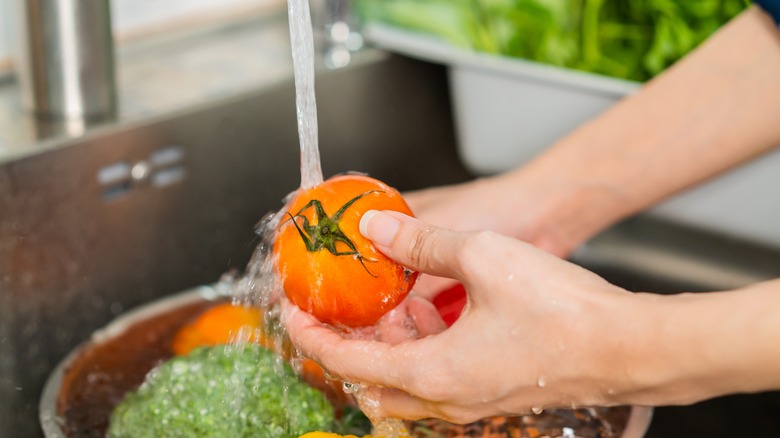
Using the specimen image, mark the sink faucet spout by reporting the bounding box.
[14,0,117,121]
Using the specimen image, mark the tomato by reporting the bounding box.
[432,283,467,327]
[171,303,265,356]
[273,174,417,327]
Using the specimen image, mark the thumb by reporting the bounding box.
[359,210,468,281]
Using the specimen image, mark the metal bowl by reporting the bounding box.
[40,286,223,437]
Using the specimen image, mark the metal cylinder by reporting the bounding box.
[15,0,117,121]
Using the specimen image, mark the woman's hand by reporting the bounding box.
[403,172,624,299]
[285,210,644,422]
[403,174,589,259]
[283,6,780,423]
[286,210,780,423]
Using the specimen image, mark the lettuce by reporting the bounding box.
[359,0,750,81]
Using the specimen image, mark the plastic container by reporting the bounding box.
[363,24,640,175]
[364,23,780,250]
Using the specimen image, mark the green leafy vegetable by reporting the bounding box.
[107,345,335,438]
[359,0,750,81]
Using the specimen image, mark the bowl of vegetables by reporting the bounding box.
[39,286,368,437]
[40,283,652,437]
[358,0,747,175]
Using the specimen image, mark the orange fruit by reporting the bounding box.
[171,303,264,356]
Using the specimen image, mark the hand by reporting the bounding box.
[403,172,615,299]
[370,293,448,345]
[285,210,642,423]
[284,8,780,421]
[403,175,574,257]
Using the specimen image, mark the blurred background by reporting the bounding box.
[1,1,779,437]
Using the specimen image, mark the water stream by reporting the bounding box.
[286,0,409,435]
[287,0,324,190]
[232,1,406,436]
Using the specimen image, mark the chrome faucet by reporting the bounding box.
[14,0,117,121]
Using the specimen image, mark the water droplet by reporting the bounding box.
[562,427,576,437]
[536,375,546,388]
[342,381,361,394]
[531,406,544,415]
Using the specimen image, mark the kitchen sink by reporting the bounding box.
[0,52,470,437]
[1,46,779,438]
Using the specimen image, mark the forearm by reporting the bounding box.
[507,6,780,252]
[619,279,780,406]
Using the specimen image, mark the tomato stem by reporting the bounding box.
[285,190,384,277]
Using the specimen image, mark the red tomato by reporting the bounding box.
[273,174,417,327]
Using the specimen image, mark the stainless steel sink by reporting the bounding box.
[0,52,470,437]
[1,32,780,438]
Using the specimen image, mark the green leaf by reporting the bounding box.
[361,0,748,82]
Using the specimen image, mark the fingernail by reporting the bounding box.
[360,210,401,247]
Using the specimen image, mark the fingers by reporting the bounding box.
[284,303,413,388]
[376,304,419,345]
[404,294,447,337]
[412,274,459,301]
[360,387,434,421]
[359,210,470,280]
[362,387,496,424]
[286,302,515,423]
[376,294,447,344]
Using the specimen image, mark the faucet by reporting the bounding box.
[14,0,117,122]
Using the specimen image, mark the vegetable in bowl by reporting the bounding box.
[107,344,335,438]
[358,0,749,81]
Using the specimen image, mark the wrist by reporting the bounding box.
[610,283,780,406]
[605,292,700,406]
[609,291,726,406]
[498,152,631,257]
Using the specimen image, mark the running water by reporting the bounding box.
[287,1,413,435]
[287,0,324,189]
[227,1,408,436]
